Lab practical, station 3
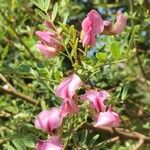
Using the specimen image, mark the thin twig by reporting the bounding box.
[105,136,120,144]
[133,139,144,150]
[0,73,15,91]
[0,73,39,105]
[81,124,150,143]
[0,87,38,105]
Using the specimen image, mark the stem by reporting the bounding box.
[65,46,74,65]
[81,124,150,143]
[0,73,39,105]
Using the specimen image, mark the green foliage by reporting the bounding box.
[31,0,50,12]
[51,2,58,22]
[0,0,150,150]
[110,41,121,60]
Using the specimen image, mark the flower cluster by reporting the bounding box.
[36,21,62,58]
[81,9,127,47]
[34,74,120,150]
[81,90,120,127]
[34,74,82,150]
[34,8,126,150]
[36,10,127,58]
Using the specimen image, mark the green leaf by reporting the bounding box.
[4,143,15,150]
[4,105,18,114]
[121,83,129,101]
[12,138,26,150]
[44,0,51,12]
[19,64,30,72]
[37,67,50,78]
[63,12,69,24]
[31,0,44,11]
[71,38,78,59]
[22,135,36,148]
[80,130,88,144]
[110,42,120,60]
[32,0,50,12]
[0,44,9,67]
[31,0,41,8]
[69,25,76,43]
[88,134,99,147]
[96,52,108,62]
[59,22,68,33]
[51,2,58,22]
[35,9,49,20]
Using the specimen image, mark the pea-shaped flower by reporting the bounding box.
[95,110,120,127]
[34,108,63,133]
[81,90,110,113]
[36,30,62,58]
[36,20,62,58]
[59,98,79,117]
[55,74,83,99]
[55,74,82,117]
[36,136,63,150]
[81,9,104,47]
[103,11,127,35]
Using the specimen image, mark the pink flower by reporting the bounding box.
[81,9,104,47]
[34,107,63,133]
[55,74,83,99]
[81,90,110,113]
[94,110,120,127]
[36,136,63,150]
[60,98,79,117]
[36,22,62,58]
[103,11,127,35]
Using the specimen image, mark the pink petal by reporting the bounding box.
[36,136,63,150]
[55,74,83,99]
[103,11,127,35]
[34,108,63,133]
[36,31,55,43]
[103,20,111,26]
[81,90,109,112]
[82,28,96,47]
[36,43,58,58]
[87,9,104,35]
[67,74,83,97]
[81,9,104,47]
[111,11,127,34]
[82,17,92,32]
[82,31,91,47]
[94,111,120,127]
[60,98,79,117]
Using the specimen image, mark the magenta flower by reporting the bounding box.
[36,136,63,150]
[81,90,110,113]
[55,74,82,117]
[34,107,63,133]
[55,74,83,99]
[36,21,62,58]
[81,9,104,47]
[103,11,127,35]
[94,110,120,127]
[60,98,79,117]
